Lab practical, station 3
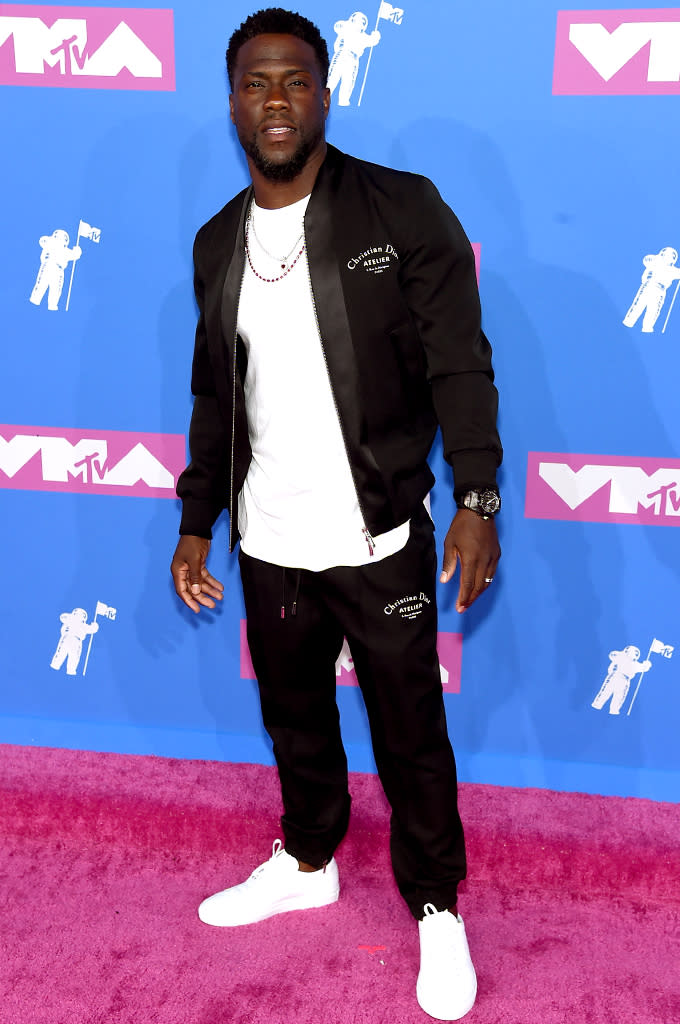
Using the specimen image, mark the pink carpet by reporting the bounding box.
[1,744,679,1023]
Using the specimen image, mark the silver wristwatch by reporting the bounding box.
[457,489,501,518]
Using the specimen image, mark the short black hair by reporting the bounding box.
[226,8,330,89]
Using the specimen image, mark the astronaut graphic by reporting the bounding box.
[623,247,680,333]
[592,646,651,715]
[591,636,675,716]
[49,600,116,677]
[29,230,82,311]
[50,608,99,676]
[328,12,381,106]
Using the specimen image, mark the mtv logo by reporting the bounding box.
[240,622,463,694]
[525,452,680,526]
[0,424,186,497]
[553,9,680,95]
[0,5,175,90]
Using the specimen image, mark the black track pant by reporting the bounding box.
[238,506,466,919]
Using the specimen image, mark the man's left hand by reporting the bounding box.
[440,508,501,613]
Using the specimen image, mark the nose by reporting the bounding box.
[264,82,290,109]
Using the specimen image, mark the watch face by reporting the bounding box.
[480,490,501,514]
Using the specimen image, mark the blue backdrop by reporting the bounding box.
[2,0,679,801]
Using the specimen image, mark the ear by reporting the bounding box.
[228,93,235,125]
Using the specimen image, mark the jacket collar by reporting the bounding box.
[220,183,251,354]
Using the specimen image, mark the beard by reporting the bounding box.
[238,123,323,183]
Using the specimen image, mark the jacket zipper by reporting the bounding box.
[304,236,376,557]
[228,262,247,553]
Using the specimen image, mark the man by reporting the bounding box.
[171,8,502,1021]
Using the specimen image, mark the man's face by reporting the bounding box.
[229,33,330,183]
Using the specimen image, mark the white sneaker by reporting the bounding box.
[416,904,478,1021]
[198,839,340,927]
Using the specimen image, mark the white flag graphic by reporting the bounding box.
[79,220,101,243]
[95,601,117,620]
[378,1,404,23]
[650,637,674,658]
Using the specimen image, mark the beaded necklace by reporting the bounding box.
[245,208,306,284]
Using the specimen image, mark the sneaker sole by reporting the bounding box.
[198,887,340,927]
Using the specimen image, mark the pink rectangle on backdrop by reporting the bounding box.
[471,243,481,284]
[553,9,680,95]
[240,621,462,694]
[525,451,680,526]
[0,424,186,498]
[436,632,463,694]
[0,5,175,90]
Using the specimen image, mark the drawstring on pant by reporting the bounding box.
[280,567,302,619]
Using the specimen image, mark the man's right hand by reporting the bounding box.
[170,535,224,613]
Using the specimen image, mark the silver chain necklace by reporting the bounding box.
[245,215,306,284]
[248,207,305,268]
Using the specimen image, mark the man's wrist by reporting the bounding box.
[455,487,501,519]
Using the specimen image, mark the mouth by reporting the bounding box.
[262,123,296,137]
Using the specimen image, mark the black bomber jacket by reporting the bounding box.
[177,144,502,550]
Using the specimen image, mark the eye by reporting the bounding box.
[289,79,308,87]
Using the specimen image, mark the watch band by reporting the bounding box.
[456,488,501,518]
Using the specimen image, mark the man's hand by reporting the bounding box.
[440,509,501,613]
[170,535,224,613]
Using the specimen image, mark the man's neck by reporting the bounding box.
[248,143,326,209]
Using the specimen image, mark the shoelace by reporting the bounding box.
[243,839,285,886]
[421,903,467,965]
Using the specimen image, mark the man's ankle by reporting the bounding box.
[297,859,320,873]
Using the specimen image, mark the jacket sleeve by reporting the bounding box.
[176,229,230,538]
[397,177,502,495]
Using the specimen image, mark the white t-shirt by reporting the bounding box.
[237,194,410,571]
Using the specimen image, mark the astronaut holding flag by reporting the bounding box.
[50,608,99,676]
[329,2,404,107]
[50,599,116,678]
[30,219,101,312]
[328,12,380,107]
[591,638,673,716]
